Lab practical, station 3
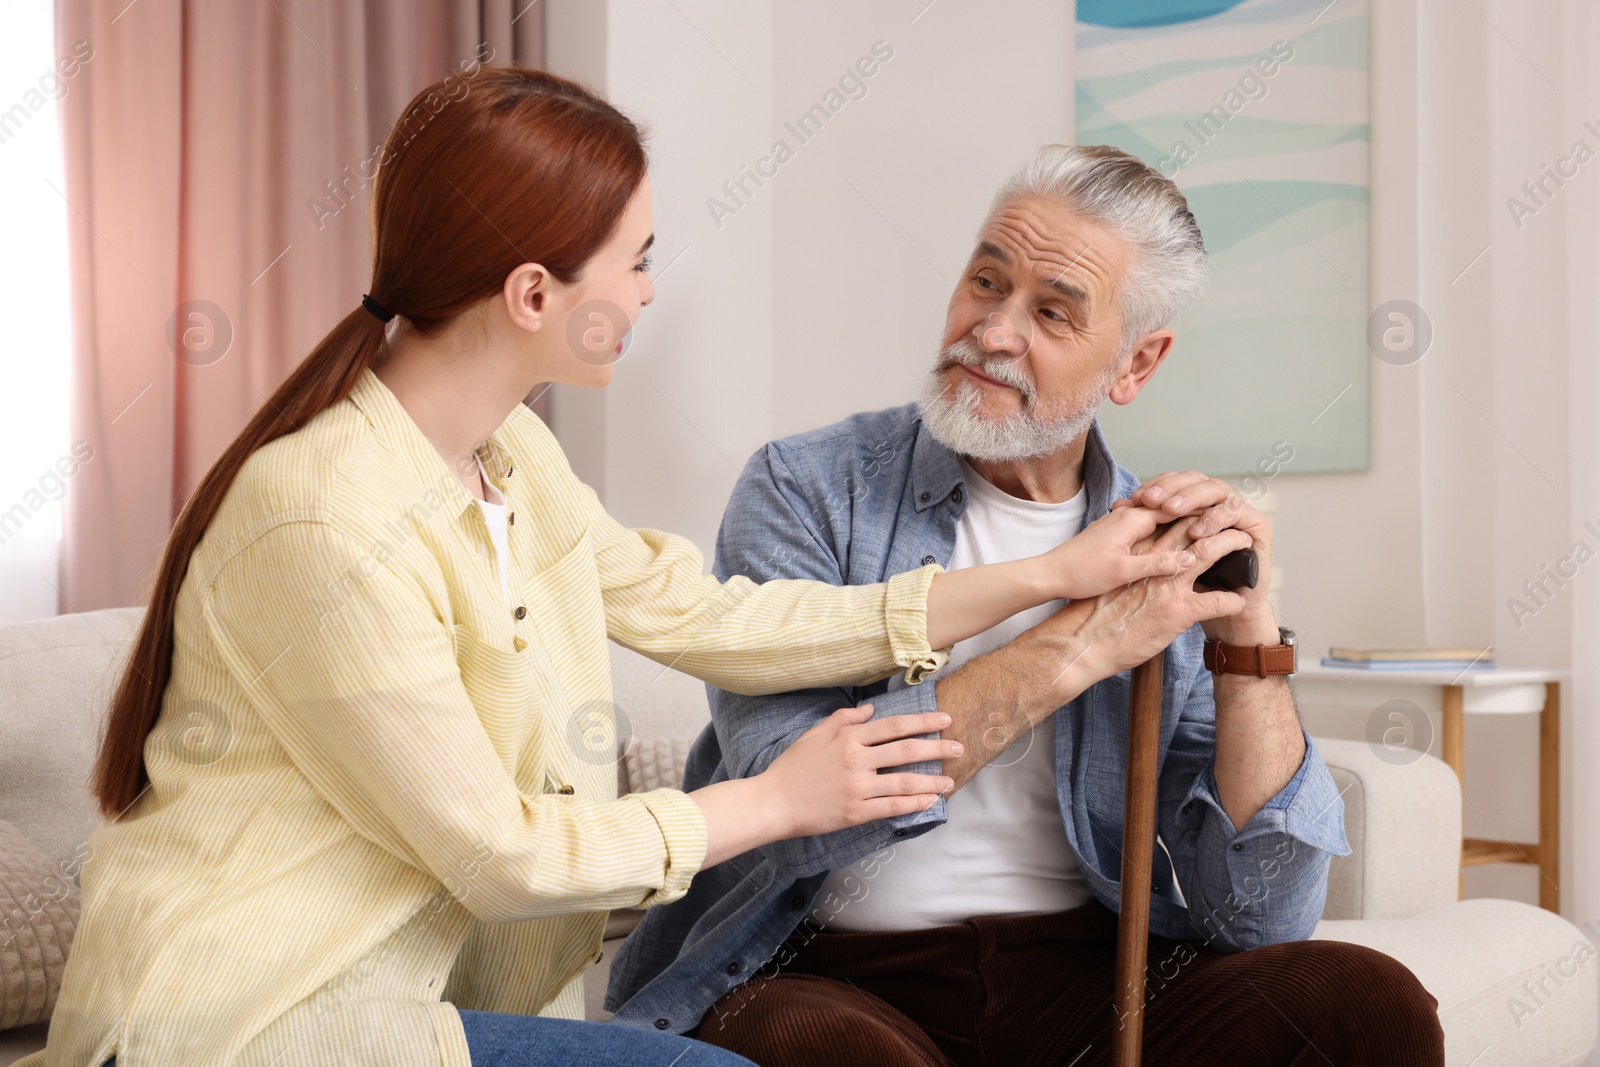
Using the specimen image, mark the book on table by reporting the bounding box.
[1320,646,1495,671]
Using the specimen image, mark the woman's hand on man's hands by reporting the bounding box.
[1041,503,1197,601]
[1112,469,1279,645]
[1029,523,1252,702]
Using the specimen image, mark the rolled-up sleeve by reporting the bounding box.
[634,789,709,905]
[205,520,708,923]
[1160,666,1352,950]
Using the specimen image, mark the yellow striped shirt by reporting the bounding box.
[26,366,946,1067]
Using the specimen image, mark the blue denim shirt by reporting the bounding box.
[605,403,1351,1034]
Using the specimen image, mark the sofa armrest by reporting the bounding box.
[1314,735,1462,921]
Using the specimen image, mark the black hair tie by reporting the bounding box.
[361,293,395,323]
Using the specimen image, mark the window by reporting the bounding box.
[0,3,75,622]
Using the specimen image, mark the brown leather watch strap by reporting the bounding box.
[1203,638,1296,677]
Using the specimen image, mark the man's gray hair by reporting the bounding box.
[982,143,1208,358]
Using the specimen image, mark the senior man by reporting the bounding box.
[606,144,1444,1066]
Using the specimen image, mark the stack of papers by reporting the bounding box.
[1320,646,1495,671]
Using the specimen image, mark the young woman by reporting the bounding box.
[45,68,1205,1067]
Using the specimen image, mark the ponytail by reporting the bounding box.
[91,309,387,817]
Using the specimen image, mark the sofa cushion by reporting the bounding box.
[0,819,80,1030]
[0,607,143,874]
[1316,898,1599,1066]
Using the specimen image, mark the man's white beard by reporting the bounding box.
[917,338,1117,463]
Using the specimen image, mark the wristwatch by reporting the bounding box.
[1203,627,1296,677]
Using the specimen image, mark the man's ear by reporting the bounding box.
[1107,329,1175,405]
[503,262,551,333]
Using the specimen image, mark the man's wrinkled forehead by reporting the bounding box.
[970,196,1125,309]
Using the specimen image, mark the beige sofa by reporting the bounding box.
[1,607,1595,1065]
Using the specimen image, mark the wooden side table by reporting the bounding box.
[1292,664,1564,912]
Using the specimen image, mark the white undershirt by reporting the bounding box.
[473,455,513,610]
[816,459,1092,931]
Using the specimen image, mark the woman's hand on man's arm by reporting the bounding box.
[688,705,960,867]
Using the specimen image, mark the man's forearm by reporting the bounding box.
[933,629,1094,791]
[1212,670,1305,829]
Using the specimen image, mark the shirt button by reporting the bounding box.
[558,784,575,795]
[919,492,930,503]
[789,893,806,910]
[726,961,742,975]
[1232,843,1243,851]
[921,555,936,566]
[513,637,528,652]
[654,1018,670,1030]
[951,487,964,503]
[893,828,908,837]
[508,512,515,525]
[514,605,527,620]
[1182,802,1192,814]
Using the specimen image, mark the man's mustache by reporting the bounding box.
[935,340,1037,403]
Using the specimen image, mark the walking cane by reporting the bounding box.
[1111,547,1258,1067]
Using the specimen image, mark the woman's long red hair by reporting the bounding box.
[91,67,648,818]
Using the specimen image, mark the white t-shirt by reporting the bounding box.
[473,455,513,610]
[816,459,1092,931]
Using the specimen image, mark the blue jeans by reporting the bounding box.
[99,1011,755,1067]
[456,1010,756,1065]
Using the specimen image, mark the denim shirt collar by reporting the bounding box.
[911,412,1125,522]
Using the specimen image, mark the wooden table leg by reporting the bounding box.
[1441,684,1465,900]
[1540,681,1561,913]
[1112,651,1164,1067]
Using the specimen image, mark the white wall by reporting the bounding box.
[544,0,1073,553]
[1563,3,1600,1060]
[766,4,1076,438]
[0,2,74,623]
[1287,0,1581,913]
[548,0,1592,920]
[545,0,776,556]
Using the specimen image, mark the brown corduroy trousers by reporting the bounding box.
[689,900,1445,1067]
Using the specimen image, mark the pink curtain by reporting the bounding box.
[54,0,545,611]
